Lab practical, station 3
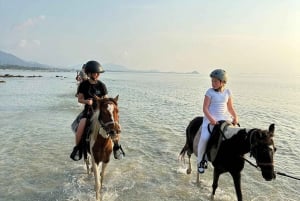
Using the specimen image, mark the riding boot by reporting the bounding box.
[113,143,125,159]
[70,145,82,161]
[198,160,207,174]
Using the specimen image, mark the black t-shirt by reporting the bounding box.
[78,80,108,111]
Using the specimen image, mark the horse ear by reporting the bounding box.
[269,124,275,135]
[114,95,119,102]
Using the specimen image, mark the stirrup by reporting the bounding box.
[113,144,125,159]
[70,146,82,161]
[197,160,207,174]
[203,160,208,169]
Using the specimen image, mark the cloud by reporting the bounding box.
[18,40,27,48]
[13,15,46,31]
[17,39,41,48]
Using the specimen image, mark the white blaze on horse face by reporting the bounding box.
[107,103,115,122]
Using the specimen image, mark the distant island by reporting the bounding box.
[0,64,199,74]
[0,49,199,74]
[0,64,69,72]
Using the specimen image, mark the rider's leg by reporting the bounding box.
[197,123,210,173]
[70,117,87,161]
[76,118,87,145]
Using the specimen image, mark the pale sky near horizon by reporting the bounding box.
[0,0,299,74]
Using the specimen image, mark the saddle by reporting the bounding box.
[206,121,241,162]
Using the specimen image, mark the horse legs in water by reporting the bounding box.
[91,159,108,201]
[230,171,242,201]
[211,168,221,200]
[91,158,101,201]
[100,162,108,189]
[85,155,92,175]
[185,153,202,184]
[186,154,192,174]
[211,168,243,201]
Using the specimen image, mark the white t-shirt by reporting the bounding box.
[203,88,232,124]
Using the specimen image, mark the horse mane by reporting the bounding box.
[90,110,101,140]
[94,96,118,108]
[100,97,118,106]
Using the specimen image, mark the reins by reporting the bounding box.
[97,98,121,135]
[243,129,268,169]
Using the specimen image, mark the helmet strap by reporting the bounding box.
[214,85,224,92]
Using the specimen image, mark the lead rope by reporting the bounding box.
[243,156,258,169]
[242,156,300,180]
[276,172,300,180]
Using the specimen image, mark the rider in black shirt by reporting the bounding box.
[70,60,124,161]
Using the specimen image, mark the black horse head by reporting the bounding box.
[249,124,276,181]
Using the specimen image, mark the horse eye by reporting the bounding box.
[266,145,276,153]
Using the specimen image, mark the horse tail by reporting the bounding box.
[179,143,189,162]
[90,110,100,140]
[179,116,204,160]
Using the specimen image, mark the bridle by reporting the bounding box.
[248,129,275,168]
[98,99,121,137]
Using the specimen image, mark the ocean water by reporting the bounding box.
[0,69,299,201]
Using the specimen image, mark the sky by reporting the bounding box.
[0,0,299,74]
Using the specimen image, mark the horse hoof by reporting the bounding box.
[187,169,192,174]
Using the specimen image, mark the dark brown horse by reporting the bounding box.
[84,95,121,200]
[179,116,276,201]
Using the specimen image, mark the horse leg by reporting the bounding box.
[186,154,192,174]
[100,162,108,187]
[196,171,200,184]
[92,158,101,201]
[211,168,221,199]
[85,155,91,174]
[230,171,242,201]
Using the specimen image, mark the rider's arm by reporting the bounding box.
[78,93,92,105]
[203,95,217,125]
[227,96,238,125]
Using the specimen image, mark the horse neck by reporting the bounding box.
[242,129,259,154]
[230,129,252,155]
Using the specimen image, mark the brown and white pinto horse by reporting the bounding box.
[179,116,276,201]
[86,95,121,201]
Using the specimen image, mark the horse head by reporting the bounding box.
[95,95,121,140]
[249,124,276,181]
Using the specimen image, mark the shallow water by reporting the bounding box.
[0,70,299,201]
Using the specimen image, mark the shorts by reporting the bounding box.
[71,111,88,133]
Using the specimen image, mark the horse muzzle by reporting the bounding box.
[260,164,276,181]
[106,126,121,138]
[101,121,121,137]
[108,130,120,136]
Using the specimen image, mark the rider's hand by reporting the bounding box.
[210,119,218,125]
[232,118,238,126]
[86,98,93,106]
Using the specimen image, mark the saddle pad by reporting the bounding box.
[222,126,245,140]
[193,123,246,162]
[208,123,244,162]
